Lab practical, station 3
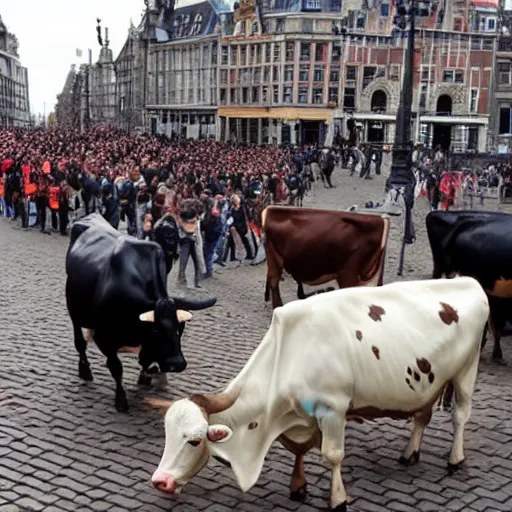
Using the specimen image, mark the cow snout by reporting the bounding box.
[161,357,187,373]
[152,471,176,494]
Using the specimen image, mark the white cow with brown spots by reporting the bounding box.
[147,277,489,512]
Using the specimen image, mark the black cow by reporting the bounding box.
[66,213,216,411]
[426,210,512,364]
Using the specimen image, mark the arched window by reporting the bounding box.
[436,95,452,116]
[192,13,203,35]
[371,90,387,113]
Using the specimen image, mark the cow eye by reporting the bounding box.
[188,440,201,447]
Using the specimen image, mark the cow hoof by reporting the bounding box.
[399,450,420,466]
[153,373,168,391]
[331,501,347,512]
[78,364,93,382]
[137,373,153,387]
[290,483,308,502]
[447,460,464,475]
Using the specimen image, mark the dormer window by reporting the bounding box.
[303,0,321,10]
[192,13,203,35]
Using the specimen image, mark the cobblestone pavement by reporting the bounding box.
[1,168,512,512]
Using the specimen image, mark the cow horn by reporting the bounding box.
[139,311,155,322]
[169,297,217,311]
[145,397,174,413]
[190,389,240,415]
[177,310,193,322]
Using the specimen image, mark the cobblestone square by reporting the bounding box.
[1,170,512,512]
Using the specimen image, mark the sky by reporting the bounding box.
[2,0,194,118]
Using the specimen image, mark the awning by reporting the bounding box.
[351,113,396,122]
[419,115,488,125]
[218,107,333,121]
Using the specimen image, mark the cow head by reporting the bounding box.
[148,391,238,494]
[139,296,216,375]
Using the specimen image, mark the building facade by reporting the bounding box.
[0,15,31,128]
[56,0,498,151]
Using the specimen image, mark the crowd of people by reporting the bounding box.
[0,127,339,287]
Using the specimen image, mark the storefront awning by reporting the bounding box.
[419,115,488,125]
[218,107,333,121]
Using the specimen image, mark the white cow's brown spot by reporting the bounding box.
[416,358,431,374]
[439,302,459,325]
[369,305,386,322]
[248,422,258,430]
[356,330,363,341]
[372,346,380,360]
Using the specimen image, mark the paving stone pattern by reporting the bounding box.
[1,169,512,512]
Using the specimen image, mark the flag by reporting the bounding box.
[76,49,83,58]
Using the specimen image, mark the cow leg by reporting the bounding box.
[297,282,306,300]
[399,409,432,465]
[488,310,506,364]
[318,411,348,511]
[106,354,129,412]
[271,281,284,309]
[264,276,271,302]
[480,323,489,352]
[290,454,307,501]
[448,350,480,473]
[73,324,93,381]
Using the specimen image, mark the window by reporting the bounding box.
[192,13,203,35]
[329,87,339,103]
[488,18,496,31]
[315,43,327,61]
[254,68,261,82]
[284,65,294,82]
[303,0,321,9]
[220,70,228,84]
[298,87,308,103]
[356,12,366,29]
[332,42,342,61]
[470,88,479,113]
[499,106,512,134]
[453,17,462,31]
[363,66,376,88]
[276,18,285,33]
[300,43,310,61]
[240,46,247,65]
[499,63,512,85]
[286,42,294,62]
[380,3,389,16]
[265,44,271,62]
[299,64,309,81]
[389,64,400,81]
[303,19,313,32]
[346,65,357,81]
[273,44,281,62]
[249,45,255,65]
[283,86,293,103]
[343,87,355,110]
[262,87,268,103]
[230,88,237,104]
[253,87,260,103]
[421,65,435,81]
[312,88,323,104]
[264,66,270,82]
[273,66,279,81]
[230,47,237,65]
[313,65,324,82]
[442,69,464,83]
[220,89,227,105]
[273,85,279,103]
[252,21,260,34]
[330,69,339,82]
[419,83,428,113]
[242,87,249,104]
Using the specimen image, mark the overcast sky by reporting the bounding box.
[2,0,157,117]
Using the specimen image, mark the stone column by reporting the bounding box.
[258,118,263,145]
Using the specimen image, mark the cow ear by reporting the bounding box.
[177,310,193,323]
[145,397,173,414]
[139,311,155,322]
[207,425,233,443]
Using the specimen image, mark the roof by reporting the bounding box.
[156,1,219,41]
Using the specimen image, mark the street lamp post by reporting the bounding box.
[385,0,418,276]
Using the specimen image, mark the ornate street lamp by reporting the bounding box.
[385,0,418,275]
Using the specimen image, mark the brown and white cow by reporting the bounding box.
[147,277,488,511]
[261,206,390,308]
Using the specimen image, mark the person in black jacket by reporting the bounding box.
[222,194,253,263]
[153,210,180,275]
[201,199,223,278]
